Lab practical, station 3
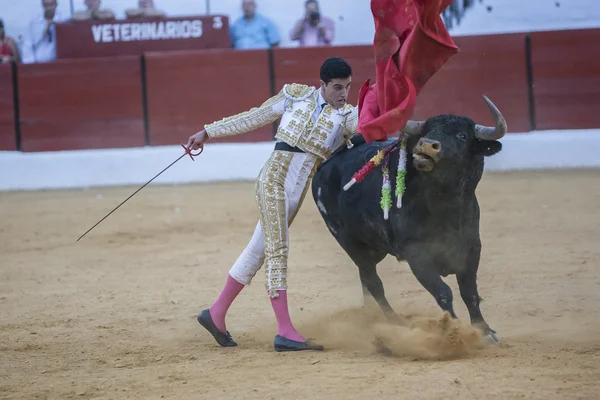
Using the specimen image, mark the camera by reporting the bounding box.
[309,11,320,22]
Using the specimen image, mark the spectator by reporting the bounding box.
[290,0,335,47]
[72,0,115,21]
[21,0,66,64]
[230,0,280,50]
[0,19,20,63]
[125,0,165,19]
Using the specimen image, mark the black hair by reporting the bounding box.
[320,57,352,84]
[305,0,318,6]
[0,19,4,29]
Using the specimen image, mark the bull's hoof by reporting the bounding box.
[373,336,393,356]
[384,311,408,326]
[483,327,500,344]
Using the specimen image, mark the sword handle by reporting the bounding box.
[181,144,203,160]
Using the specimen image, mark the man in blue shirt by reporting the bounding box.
[230,0,280,50]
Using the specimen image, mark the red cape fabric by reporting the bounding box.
[357,0,460,143]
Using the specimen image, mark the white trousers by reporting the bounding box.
[229,150,320,298]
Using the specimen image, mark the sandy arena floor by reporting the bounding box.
[1,169,600,399]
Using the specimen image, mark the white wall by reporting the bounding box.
[1,129,600,191]
[3,0,600,51]
[450,0,600,36]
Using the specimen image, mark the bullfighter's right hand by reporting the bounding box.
[187,129,208,151]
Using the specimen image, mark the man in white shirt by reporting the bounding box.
[22,0,66,64]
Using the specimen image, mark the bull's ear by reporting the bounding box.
[475,140,502,157]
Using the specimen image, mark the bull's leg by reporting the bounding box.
[334,233,402,322]
[404,246,457,318]
[358,262,395,317]
[456,244,500,344]
[338,239,404,324]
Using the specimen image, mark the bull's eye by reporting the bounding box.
[458,133,468,141]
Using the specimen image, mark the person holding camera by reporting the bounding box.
[290,0,335,47]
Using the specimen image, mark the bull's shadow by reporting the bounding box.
[312,96,506,344]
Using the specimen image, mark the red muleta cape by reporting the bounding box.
[358,0,460,143]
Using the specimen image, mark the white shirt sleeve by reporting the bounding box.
[21,12,63,64]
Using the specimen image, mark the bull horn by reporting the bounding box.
[474,95,508,141]
[401,120,425,135]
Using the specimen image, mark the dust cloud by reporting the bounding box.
[297,306,485,360]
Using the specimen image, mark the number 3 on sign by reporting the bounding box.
[213,17,223,29]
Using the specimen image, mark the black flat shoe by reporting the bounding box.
[197,309,237,347]
[274,335,324,352]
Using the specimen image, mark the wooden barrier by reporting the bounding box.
[145,49,274,146]
[0,63,17,151]
[530,29,600,130]
[56,15,231,59]
[272,45,375,108]
[411,33,531,133]
[3,28,599,153]
[18,57,145,152]
[272,37,531,133]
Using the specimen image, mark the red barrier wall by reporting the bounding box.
[272,37,531,134]
[145,49,273,145]
[3,28,598,153]
[412,33,531,133]
[530,29,600,130]
[0,63,16,151]
[18,57,145,152]
[272,45,375,107]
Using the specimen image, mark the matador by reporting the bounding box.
[186,57,358,352]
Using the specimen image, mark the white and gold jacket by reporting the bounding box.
[204,83,358,160]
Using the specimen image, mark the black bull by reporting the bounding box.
[311,96,507,344]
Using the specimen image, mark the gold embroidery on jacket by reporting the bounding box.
[343,106,359,136]
[283,83,315,100]
[206,82,358,159]
[255,151,294,298]
[204,90,286,138]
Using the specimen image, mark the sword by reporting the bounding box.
[76,144,202,242]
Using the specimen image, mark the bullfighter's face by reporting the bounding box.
[321,77,351,109]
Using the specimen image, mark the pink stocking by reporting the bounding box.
[209,274,245,333]
[270,290,306,342]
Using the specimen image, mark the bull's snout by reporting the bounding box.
[415,138,441,161]
[412,138,441,172]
